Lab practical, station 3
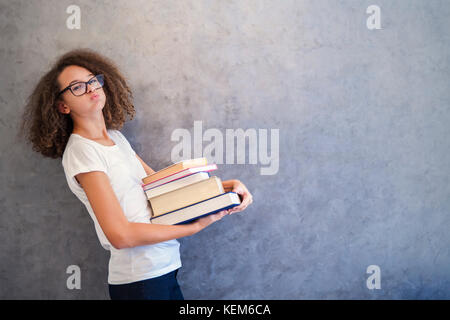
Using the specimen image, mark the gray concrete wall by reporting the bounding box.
[1,0,449,299]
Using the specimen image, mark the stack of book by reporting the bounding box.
[141,158,241,225]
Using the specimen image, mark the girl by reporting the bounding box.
[18,48,253,300]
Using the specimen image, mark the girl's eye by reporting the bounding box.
[72,84,83,91]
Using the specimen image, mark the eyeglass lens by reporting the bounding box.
[71,75,104,96]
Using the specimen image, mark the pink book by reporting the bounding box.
[142,164,218,190]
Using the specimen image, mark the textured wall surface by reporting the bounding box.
[1,0,449,299]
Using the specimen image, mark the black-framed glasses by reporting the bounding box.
[58,74,105,97]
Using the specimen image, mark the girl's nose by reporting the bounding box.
[86,83,95,93]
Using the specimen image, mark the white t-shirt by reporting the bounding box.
[61,129,181,285]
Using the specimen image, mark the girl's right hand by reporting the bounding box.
[193,210,228,232]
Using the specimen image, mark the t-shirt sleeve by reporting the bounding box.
[63,142,108,187]
[113,130,137,156]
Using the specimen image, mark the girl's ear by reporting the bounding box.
[56,101,70,114]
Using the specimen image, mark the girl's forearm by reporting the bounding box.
[115,181,239,249]
[120,221,200,249]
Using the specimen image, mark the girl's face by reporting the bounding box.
[56,65,106,117]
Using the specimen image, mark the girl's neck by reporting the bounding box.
[72,126,109,140]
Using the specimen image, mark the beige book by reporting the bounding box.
[142,158,207,185]
[149,176,224,217]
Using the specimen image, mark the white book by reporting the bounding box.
[145,172,211,199]
[151,192,241,225]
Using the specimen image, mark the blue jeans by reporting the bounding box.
[108,269,184,300]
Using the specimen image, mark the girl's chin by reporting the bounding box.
[93,101,106,108]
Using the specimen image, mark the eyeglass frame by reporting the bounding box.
[57,74,105,97]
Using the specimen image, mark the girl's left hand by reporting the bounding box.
[222,179,253,215]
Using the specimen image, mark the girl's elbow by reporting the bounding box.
[112,238,129,250]
[109,229,134,250]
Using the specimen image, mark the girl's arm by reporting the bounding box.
[76,171,227,250]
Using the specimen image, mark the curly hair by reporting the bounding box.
[18,48,136,159]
